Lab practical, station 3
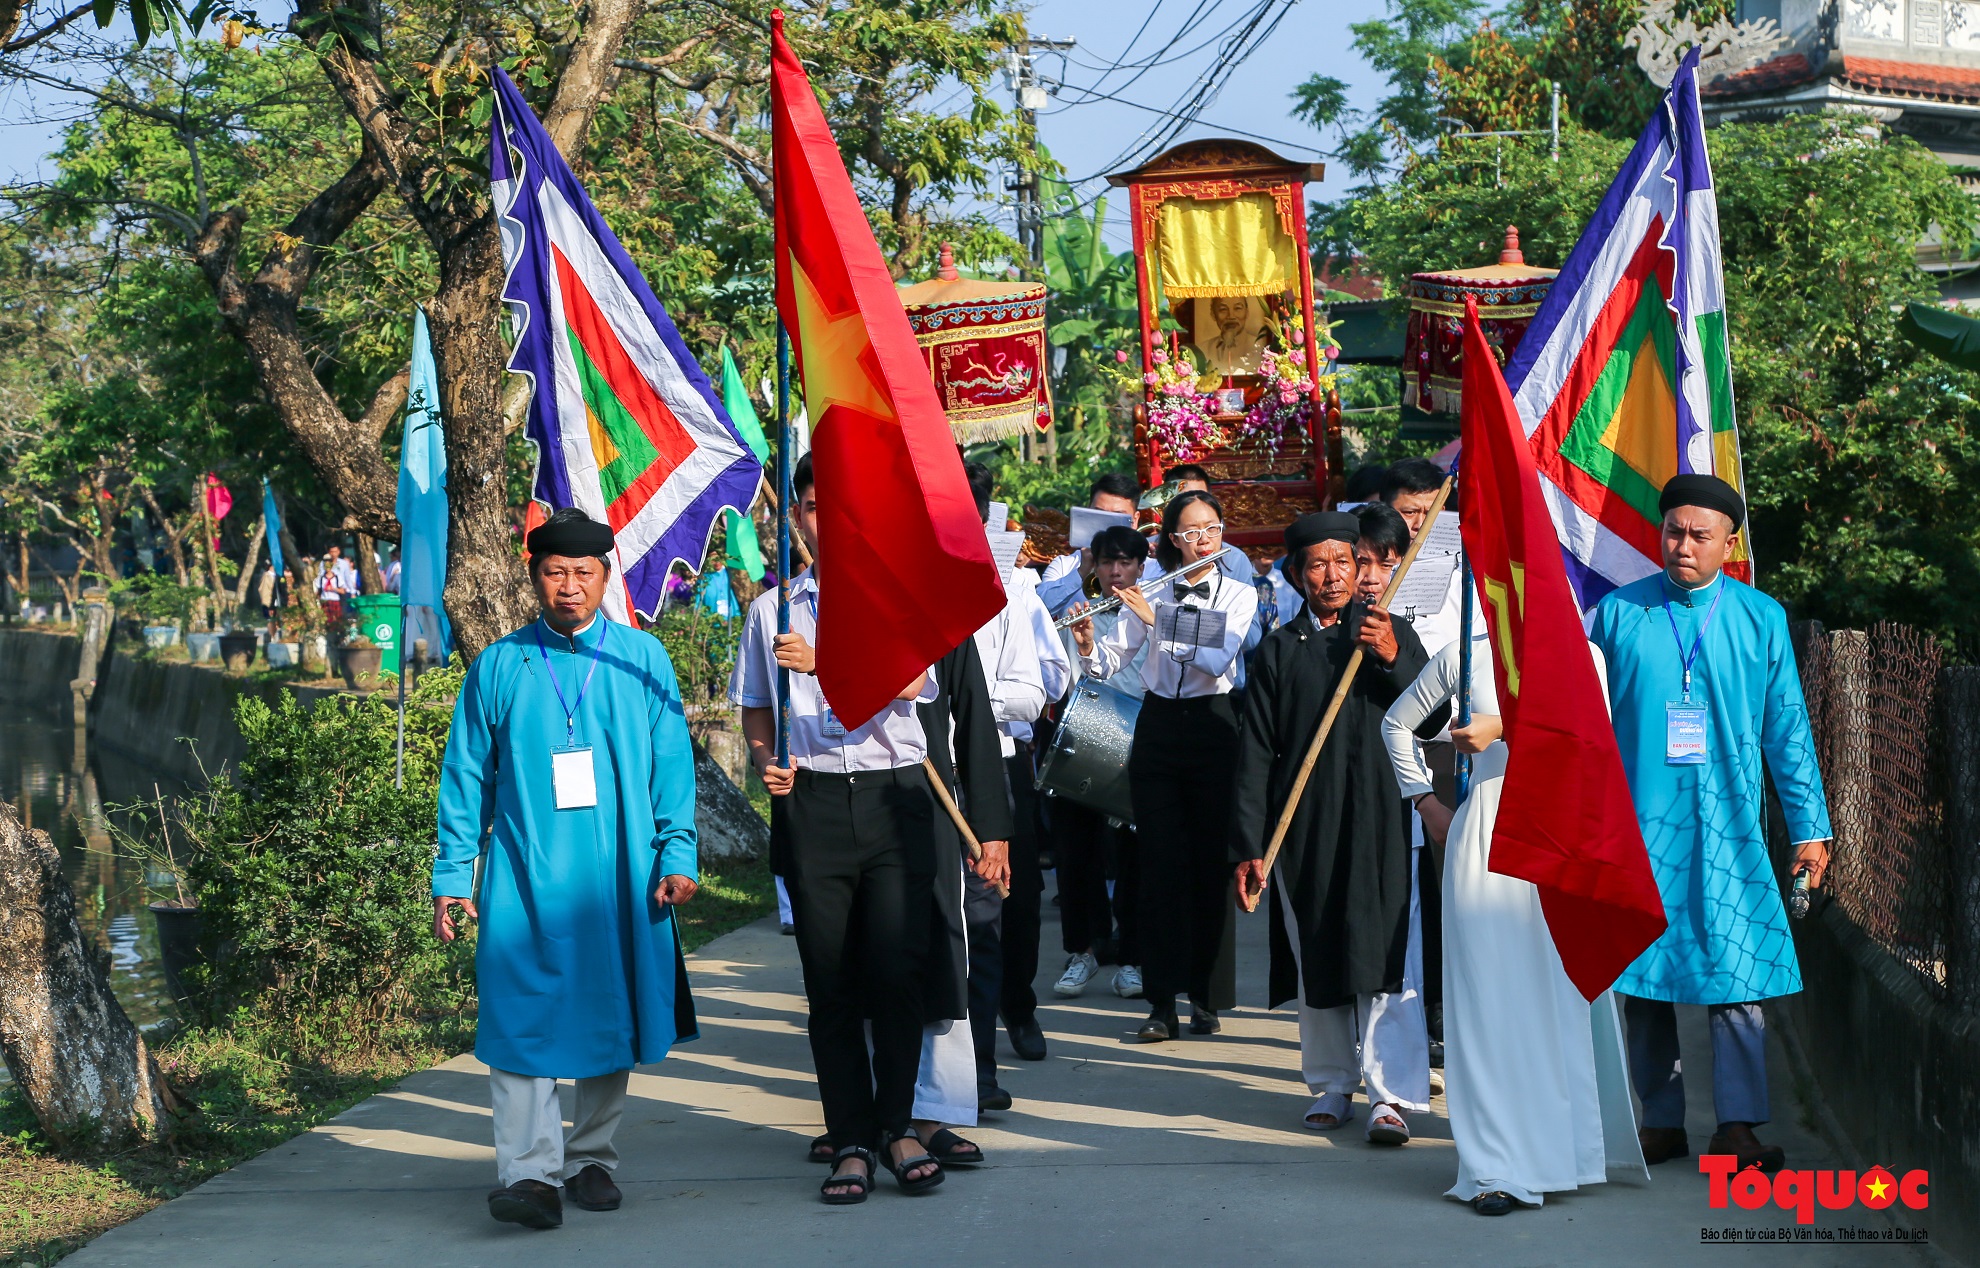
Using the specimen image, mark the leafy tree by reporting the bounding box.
[3,1,1035,655]
[1036,170,1138,477]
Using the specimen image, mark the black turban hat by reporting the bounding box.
[527,511,616,559]
[1281,512,1360,585]
[1657,473,1745,528]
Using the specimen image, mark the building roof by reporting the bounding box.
[1701,53,1816,98]
[1837,56,1980,103]
[1703,52,1980,106]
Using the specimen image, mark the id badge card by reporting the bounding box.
[820,705,847,738]
[1665,702,1708,767]
[551,746,599,809]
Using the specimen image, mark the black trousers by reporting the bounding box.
[963,870,1003,1086]
[784,767,938,1150]
[1054,799,1138,963]
[998,749,1046,1029]
[1129,693,1239,1011]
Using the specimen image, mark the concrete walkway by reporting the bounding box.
[71,890,1925,1267]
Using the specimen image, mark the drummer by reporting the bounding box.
[1049,526,1150,1003]
[1070,491,1257,1042]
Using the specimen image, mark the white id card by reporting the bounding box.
[552,746,599,809]
[820,706,846,738]
[1665,702,1708,767]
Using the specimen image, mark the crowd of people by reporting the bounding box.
[429,454,1831,1229]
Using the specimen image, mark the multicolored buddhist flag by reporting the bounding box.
[1459,297,1667,1002]
[1502,47,1748,612]
[490,67,761,622]
[770,11,1004,729]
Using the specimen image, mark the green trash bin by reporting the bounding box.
[348,595,402,675]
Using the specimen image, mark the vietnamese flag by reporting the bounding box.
[770,10,1004,728]
[1457,296,1666,1001]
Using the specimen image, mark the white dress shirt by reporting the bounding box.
[1005,569,1071,736]
[732,569,938,772]
[1078,566,1258,699]
[972,587,1048,758]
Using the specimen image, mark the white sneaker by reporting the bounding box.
[1053,951,1099,996]
[1112,964,1144,998]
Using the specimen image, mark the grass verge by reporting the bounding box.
[0,857,773,1266]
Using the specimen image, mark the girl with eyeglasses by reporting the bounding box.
[1067,489,1256,1042]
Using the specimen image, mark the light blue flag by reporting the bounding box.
[261,478,284,576]
[396,309,452,660]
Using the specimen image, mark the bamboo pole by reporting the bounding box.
[1240,475,1456,913]
[922,758,1010,899]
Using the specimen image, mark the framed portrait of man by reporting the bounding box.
[1191,294,1270,379]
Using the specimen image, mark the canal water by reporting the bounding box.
[0,711,184,1052]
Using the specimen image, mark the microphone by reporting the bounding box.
[1788,868,1811,920]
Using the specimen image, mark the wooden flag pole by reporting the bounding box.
[1240,474,1457,913]
[921,758,1010,899]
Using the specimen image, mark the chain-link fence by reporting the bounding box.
[1790,622,1980,1010]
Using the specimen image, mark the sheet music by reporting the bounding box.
[1069,505,1134,548]
[1392,510,1461,623]
[985,528,1027,581]
[985,501,1008,530]
[1157,603,1227,648]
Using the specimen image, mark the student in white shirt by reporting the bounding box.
[1050,526,1151,1003]
[735,454,948,1206]
[1069,490,1256,1043]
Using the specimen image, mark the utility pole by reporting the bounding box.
[1009,32,1074,466]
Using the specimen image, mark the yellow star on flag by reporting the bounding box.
[790,260,895,425]
[1866,1175,1891,1201]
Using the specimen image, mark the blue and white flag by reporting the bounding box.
[490,67,760,621]
[396,307,452,660]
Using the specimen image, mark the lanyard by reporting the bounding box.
[534,619,609,744]
[1662,583,1723,702]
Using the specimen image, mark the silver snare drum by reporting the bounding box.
[1035,679,1141,824]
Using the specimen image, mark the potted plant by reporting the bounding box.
[111,799,203,1013]
[219,628,258,671]
[338,631,382,689]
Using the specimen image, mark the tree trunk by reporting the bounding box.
[354,530,384,595]
[432,222,535,659]
[233,521,266,609]
[0,800,169,1150]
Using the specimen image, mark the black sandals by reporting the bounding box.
[820,1146,876,1205]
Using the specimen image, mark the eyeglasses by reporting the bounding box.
[1171,523,1225,545]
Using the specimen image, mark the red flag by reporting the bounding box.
[1457,296,1666,1000]
[770,10,1003,728]
[204,474,233,521]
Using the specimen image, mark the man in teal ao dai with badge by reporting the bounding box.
[432,508,701,1231]
[1588,474,1832,1175]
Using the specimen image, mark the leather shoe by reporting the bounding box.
[1709,1123,1785,1173]
[1473,1191,1515,1216]
[1189,1008,1220,1035]
[1639,1127,1689,1165]
[1008,1017,1048,1061]
[978,1083,1013,1113]
[488,1179,562,1229]
[564,1163,621,1211]
[1136,1008,1178,1043]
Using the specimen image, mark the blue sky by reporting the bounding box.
[1021,0,1394,248]
[0,0,1396,244]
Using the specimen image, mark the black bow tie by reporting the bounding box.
[1173,581,1212,601]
